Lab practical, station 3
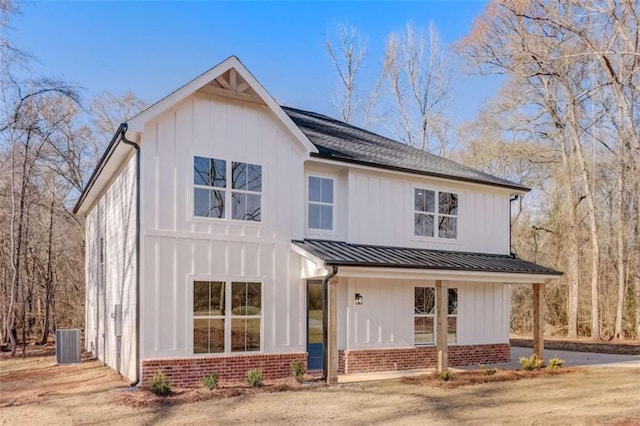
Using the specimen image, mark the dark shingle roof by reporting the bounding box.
[283,106,529,192]
[293,239,561,275]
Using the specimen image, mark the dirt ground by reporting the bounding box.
[1,349,640,425]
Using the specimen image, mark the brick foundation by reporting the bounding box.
[341,343,510,374]
[142,352,307,387]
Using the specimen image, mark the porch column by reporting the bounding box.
[326,276,338,384]
[436,280,448,372]
[532,283,545,360]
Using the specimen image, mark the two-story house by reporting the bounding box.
[73,56,561,387]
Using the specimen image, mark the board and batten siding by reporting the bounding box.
[337,277,509,350]
[344,169,511,254]
[139,92,309,359]
[84,153,138,381]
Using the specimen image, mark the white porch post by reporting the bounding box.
[327,276,338,384]
[436,280,448,373]
[533,283,545,360]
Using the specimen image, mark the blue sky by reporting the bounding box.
[11,1,496,124]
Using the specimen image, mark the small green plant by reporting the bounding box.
[519,354,544,371]
[547,356,565,369]
[202,372,219,390]
[436,369,453,382]
[246,368,264,387]
[290,360,305,383]
[149,369,172,396]
[482,367,497,376]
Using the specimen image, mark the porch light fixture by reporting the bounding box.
[354,293,364,305]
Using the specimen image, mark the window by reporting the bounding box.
[414,189,458,239]
[414,286,458,345]
[231,282,261,352]
[414,287,435,345]
[232,162,262,221]
[308,176,334,231]
[193,280,261,354]
[193,156,261,221]
[193,281,225,353]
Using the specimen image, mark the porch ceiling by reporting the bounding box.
[292,239,562,280]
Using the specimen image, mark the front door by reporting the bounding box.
[307,280,323,371]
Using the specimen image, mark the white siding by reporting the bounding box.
[304,164,348,241]
[339,278,509,350]
[139,93,309,359]
[341,169,511,254]
[84,154,137,381]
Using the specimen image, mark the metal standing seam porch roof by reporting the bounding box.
[293,239,562,275]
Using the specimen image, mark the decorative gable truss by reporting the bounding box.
[199,68,262,104]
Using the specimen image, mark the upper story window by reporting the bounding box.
[308,176,334,231]
[414,189,458,239]
[194,156,261,221]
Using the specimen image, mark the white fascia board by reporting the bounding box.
[336,266,560,284]
[307,156,529,196]
[127,56,317,154]
[290,243,326,269]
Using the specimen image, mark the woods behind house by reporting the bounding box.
[2,0,640,354]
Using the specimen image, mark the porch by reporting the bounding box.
[293,239,562,384]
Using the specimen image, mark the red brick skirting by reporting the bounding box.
[142,353,307,387]
[341,343,510,374]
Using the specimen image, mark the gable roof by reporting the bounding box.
[74,56,318,215]
[283,107,529,192]
[293,239,561,276]
[127,56,317,154]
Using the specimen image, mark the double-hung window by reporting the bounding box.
[193,280,262,354]
[194,156,262,221]
[414,189,458,239]
[308,176,334,231]
[414,286,458,345]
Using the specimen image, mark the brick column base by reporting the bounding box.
[142,352,307,387]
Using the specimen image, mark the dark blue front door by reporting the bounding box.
[307,281,323,371]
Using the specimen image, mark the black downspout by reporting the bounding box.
[120,123,141,387]
[321,265,338,382]
[509,195,519,257]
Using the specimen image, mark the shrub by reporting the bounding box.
[290,360,305,383]
[436,369,453,381]
[547,356,565,369]
[482,367,498,376]
[149,370,172,396]
[246,368,264,387]
[202,372,219,390]
[519,354,544,371]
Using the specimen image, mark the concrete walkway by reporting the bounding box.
[336,347,640,383]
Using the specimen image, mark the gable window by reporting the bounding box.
[193,156,261,221]
[414,189,458,239]
[193,280,262,354]
[308,176,334,231]
[232,162,262,221]
[414,286,458,345]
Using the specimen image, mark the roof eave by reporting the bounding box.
[309,152,531,193]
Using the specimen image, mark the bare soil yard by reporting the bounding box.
[1,348,639,425]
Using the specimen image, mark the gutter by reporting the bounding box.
[509,195,519,257]
[119,124,142,387]
[321,265,338,382]
[73,125,127,214]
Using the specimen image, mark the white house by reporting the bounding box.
[74,56,561,387]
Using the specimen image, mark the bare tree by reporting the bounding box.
[325,21,385,128]
[385,22,453,155]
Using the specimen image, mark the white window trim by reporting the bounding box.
[306,174,336,236]
[190,276,264,356]
[192,156,263,223]
[412,186,460,242]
